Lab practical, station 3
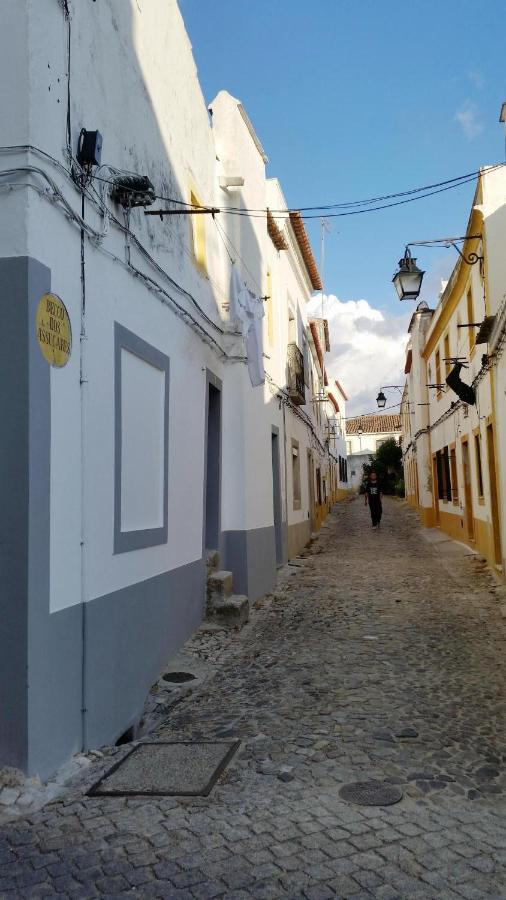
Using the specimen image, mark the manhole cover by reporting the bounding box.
[162,671,196,683]
[339,780,403,806]
[88,741,240,797]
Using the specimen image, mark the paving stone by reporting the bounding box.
[2,500,506,896]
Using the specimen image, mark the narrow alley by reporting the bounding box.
[2,498,506,899]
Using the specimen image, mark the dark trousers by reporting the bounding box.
[369,498,382,526]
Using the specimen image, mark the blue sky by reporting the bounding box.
[180,0,505,411]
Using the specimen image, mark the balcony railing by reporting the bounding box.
[287,342,306,406]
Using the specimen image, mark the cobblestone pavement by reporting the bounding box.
[2,497,506,899]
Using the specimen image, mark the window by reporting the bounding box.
[450,447,459,504]
[114,324,170,554]
[435,348,442,396]
[190,190,206,272]
[291,439,301,510]
[288,304,297,344]
[303,334,310,387]
[436,450,444,500]
[436,447,452,501]
[475,433,484,496]
[266,269,274,345]
[376,438,386,450]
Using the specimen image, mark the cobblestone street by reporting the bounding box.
[2,497,506,899]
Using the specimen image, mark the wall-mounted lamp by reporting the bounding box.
[392,235,483,301]
[376,385,403,408]
[392,250,425,301]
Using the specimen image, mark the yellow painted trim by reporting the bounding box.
[189,183,207,275]
[422,230,483,360]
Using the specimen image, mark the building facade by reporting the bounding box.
[0,0,347,776]
[401,166,506,578]
[346,414,402,490]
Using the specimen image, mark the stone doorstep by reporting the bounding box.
[207,570,234,600]
[206,549,220,574]
[211,595,250,629]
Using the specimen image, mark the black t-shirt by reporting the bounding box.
[365,480,382,500]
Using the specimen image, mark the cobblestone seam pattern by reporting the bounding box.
[1,498,506,898]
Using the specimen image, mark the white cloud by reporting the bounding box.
[454,100,483,140]
[308,294,411,416]
[468,69,485,90]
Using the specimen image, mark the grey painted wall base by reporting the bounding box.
[223,524,286,601]
[288,519,311,559]
[85,559,205,749]
[0,256,82,779]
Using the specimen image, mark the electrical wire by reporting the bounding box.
[85,163,505,221]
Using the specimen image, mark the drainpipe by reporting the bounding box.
[282,402,289,561]
[80,183,88,752]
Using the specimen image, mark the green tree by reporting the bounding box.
[362,438,403,495]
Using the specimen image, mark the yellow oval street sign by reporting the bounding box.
[36,293,72,367]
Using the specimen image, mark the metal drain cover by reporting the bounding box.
[88,741,240,797]
[162,671,196,683]
[339,780,403,806]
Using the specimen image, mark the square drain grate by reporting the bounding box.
[88,741,240,798]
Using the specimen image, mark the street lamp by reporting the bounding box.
[393,236,483,302]
[392,250,425,302]
[376,385,404,408]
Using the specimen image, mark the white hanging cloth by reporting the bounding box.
[230,263,265,387]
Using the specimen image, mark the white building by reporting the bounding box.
[0,0,347,776]
[346,414,401,490]
[401,164,506,577]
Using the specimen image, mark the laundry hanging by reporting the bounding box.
[230,262,265,387]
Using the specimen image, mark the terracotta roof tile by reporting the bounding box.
[327,392,339,413]
[267,209,288,251]
[289,211,322,291]
[335,379,348,401]
[346,413,401,435]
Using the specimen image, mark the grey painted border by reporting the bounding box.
[114,323,170,554]
[0,256,82,778]
[271,426,283,567]
[223,525,277,601]
[0,257,33,769]
[202,369,222,555]
[85,558,205,748]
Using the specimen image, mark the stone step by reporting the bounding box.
[206,550,220,574]
[211,595,250,629]
[207,570,233,601]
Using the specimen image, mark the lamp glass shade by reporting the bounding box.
[376,391,387,408]
[392,257,424,301]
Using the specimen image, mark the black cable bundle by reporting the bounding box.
[446,363,476,405]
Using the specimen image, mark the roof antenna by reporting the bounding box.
[320,217,331,318]
[500,102,506,162]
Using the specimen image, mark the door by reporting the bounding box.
[432,454,440,526]
[271,431,283,566]
[307,451,315,532]
[487,424,502,565]
[204,381,221,551]
[462,439,474,541]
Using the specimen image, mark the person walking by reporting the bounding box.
[364,470,383,528]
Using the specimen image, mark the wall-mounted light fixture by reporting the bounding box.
[392,235,483,302]
[376,385,404,408]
